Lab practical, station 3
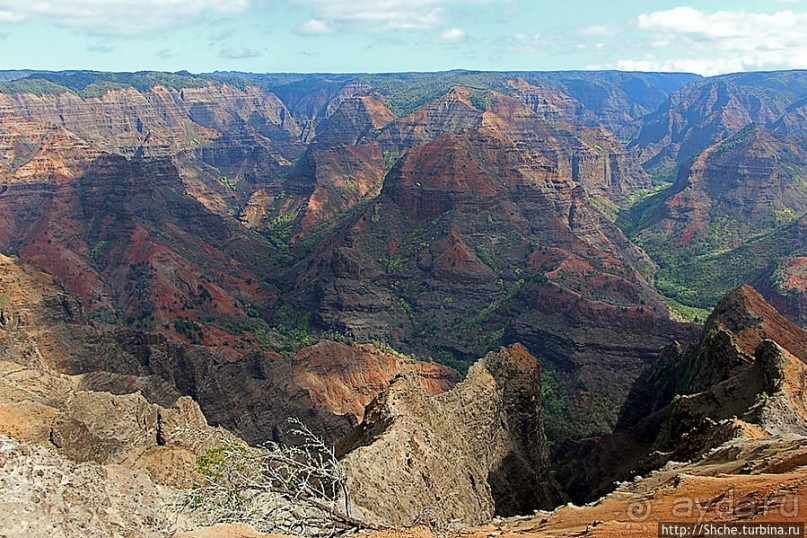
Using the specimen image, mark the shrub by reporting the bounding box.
[177,419,375,537]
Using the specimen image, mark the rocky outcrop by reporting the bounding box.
[0,247,463,536]
[273,95,396,231]
[0,150,279,347]
[0,434,177,538]
[631,71,807,174]
[0,72,688,383]
[0,253,458,446]
[337,344,566,526]
[0,355,230,488]
[626,73,806,323]
[0,82,303,160]
[297,101,689,440]
[753,252,807,326]
[291,341,459,420]
[443,436,807,538]
[377,87,484,152]
[131,339,458,446]
[555,285,807,503]
[0,254,237,486]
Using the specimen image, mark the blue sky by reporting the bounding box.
[0,1,806,75]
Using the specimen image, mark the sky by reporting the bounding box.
[0,1,806,76]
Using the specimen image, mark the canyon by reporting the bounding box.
[0,68,804,536]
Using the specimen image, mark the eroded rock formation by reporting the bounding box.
[338,344,566,526]
[555,285,807,503]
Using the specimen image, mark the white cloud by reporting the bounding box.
[437,27,466,43]
[298,18,333,35]
[612,7,807,75]
[294,0,445,31]
[220,47,261,59]
[292,0,507,36]
[578,24,618,38]
[0,9,23,22]
[0,0,250,35]
[614,58,746,77]
[508,32,542,53]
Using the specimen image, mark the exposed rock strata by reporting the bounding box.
[338,344,566,526]
[555,285,807,503]
[0,253,457,446]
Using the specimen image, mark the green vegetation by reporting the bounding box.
[342,178,359,194]
[203,303,320,355]
[0,70,215,98]
[665,298,711,323]
[475,243,497,270]
[623,182,673,209]
[183,421,366,536]
[471,279,524,326]
[540,364,617,444]
[217,176,241,191]
[174,318,204,344]
[644,219,802,310]
[360,71,512,116]
[755,391,770,404]
[468,88,495,110]
[78,81,133,99]
[263,212,296,250]
[196,444,247,481]
[0,78,71,96]
[773,208,797,227]
[88,307,118,325]
[291,198,376,256]
[382,255,404,274]
[619,154,804,314]
[123,262,156,329]
[382,151,398,173]
[365,339,426,362]
[710,124,757,158]
[446,279,525,356]
[615,183,672,237]
[434,351,470,378]
[89,240,110,261]
[646,160,679,186]
[363,339,470,378]
[370,204,382,224]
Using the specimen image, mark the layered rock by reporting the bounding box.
[631,71,807,174]
[0,357,229,488]
[638,126,806,252]
[0,248,462,535]
[338,344,566,526]
[133,339,458,446]
[0,82,302,161]
[555,285,807,503]
[0,253,457,446]
[377,87,483,152]
[292,96,691,440]
[0,253,240,487]
[627,71,807,322]
[627,124,807,318]
[0,151,278,347]
[442,439,807,538]
[281,96,395,231]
